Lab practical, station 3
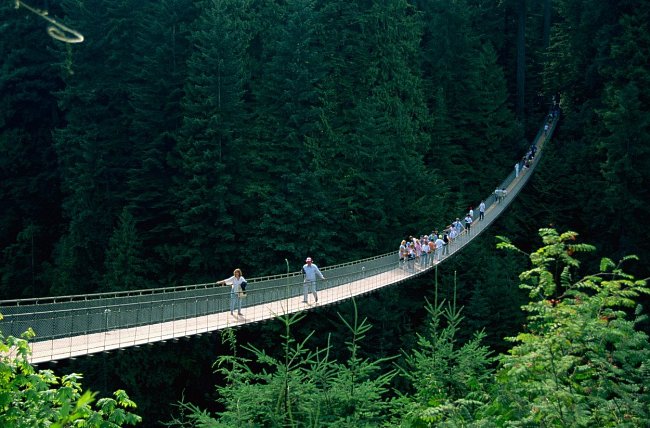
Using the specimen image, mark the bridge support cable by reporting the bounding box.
[0,116,559,364]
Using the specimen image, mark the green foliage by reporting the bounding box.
[124,0,197,288]
[51,0,147,295]
[168,301,396,427]
[0,317,141,427]
[172,0,251,278]
[0,2,64,299]
[418,0,520,213]
[102,208,149,291]
[540,0,650,263]
[4,0,650,422]
[240,0,337,265]
[394,301,495,427]
[161,228,650,427]
[486,228,650,426]
[596,4,650,257]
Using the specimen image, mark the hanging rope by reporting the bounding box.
[14,0,84,43]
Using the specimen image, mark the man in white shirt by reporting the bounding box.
[434,235,445,262]
[302,257,325,304]
[464,214,473,235]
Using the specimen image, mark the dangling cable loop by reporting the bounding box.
[14,0,84,43]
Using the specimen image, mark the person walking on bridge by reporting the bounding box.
[464,214,473,235]
[217,268,247,316]
[302,257,325,304]
[434,235,445,262]
[453,218,464,236]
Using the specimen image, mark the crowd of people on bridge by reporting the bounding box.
[397,198,489,273]
[397,105,559,273]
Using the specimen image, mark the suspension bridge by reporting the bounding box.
[1,116,558,364]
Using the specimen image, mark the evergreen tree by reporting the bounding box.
[416,0,523,218]
[0,1,64,298]
[241,0,333,268]
[515,0,526,120]
[394,301,494,426]
[418,0,477,178]
[463,42,519,202]
[101,208,148,291]
[169,306,396,427]
[173,0,251,280]
[52,0,146,294]
[312,0,445,254]
[595,4,650,259]
[125,0,197,287]
[539,0,650,265]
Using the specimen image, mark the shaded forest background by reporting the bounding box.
[1,0,649,425]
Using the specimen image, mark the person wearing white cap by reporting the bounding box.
[301,257,325,303]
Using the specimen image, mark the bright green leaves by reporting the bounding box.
[171,302,396,427]
[395,301,495,426]
[491,228,650,426]
[161,227,650,426]
[0,323,141,427]
[499,229,597,299]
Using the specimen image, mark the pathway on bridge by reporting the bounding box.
[26,268,413,363]
[1,116,558,364]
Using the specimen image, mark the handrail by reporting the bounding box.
[0,113,558,359]
[0,251,398,307]
[0,114,558,308]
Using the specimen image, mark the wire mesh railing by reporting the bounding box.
[0,115,558,361]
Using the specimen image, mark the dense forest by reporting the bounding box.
[1,0,649,426]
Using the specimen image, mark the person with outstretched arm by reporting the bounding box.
[217,268,247,316]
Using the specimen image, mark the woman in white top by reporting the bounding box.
[218,268,247,316]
